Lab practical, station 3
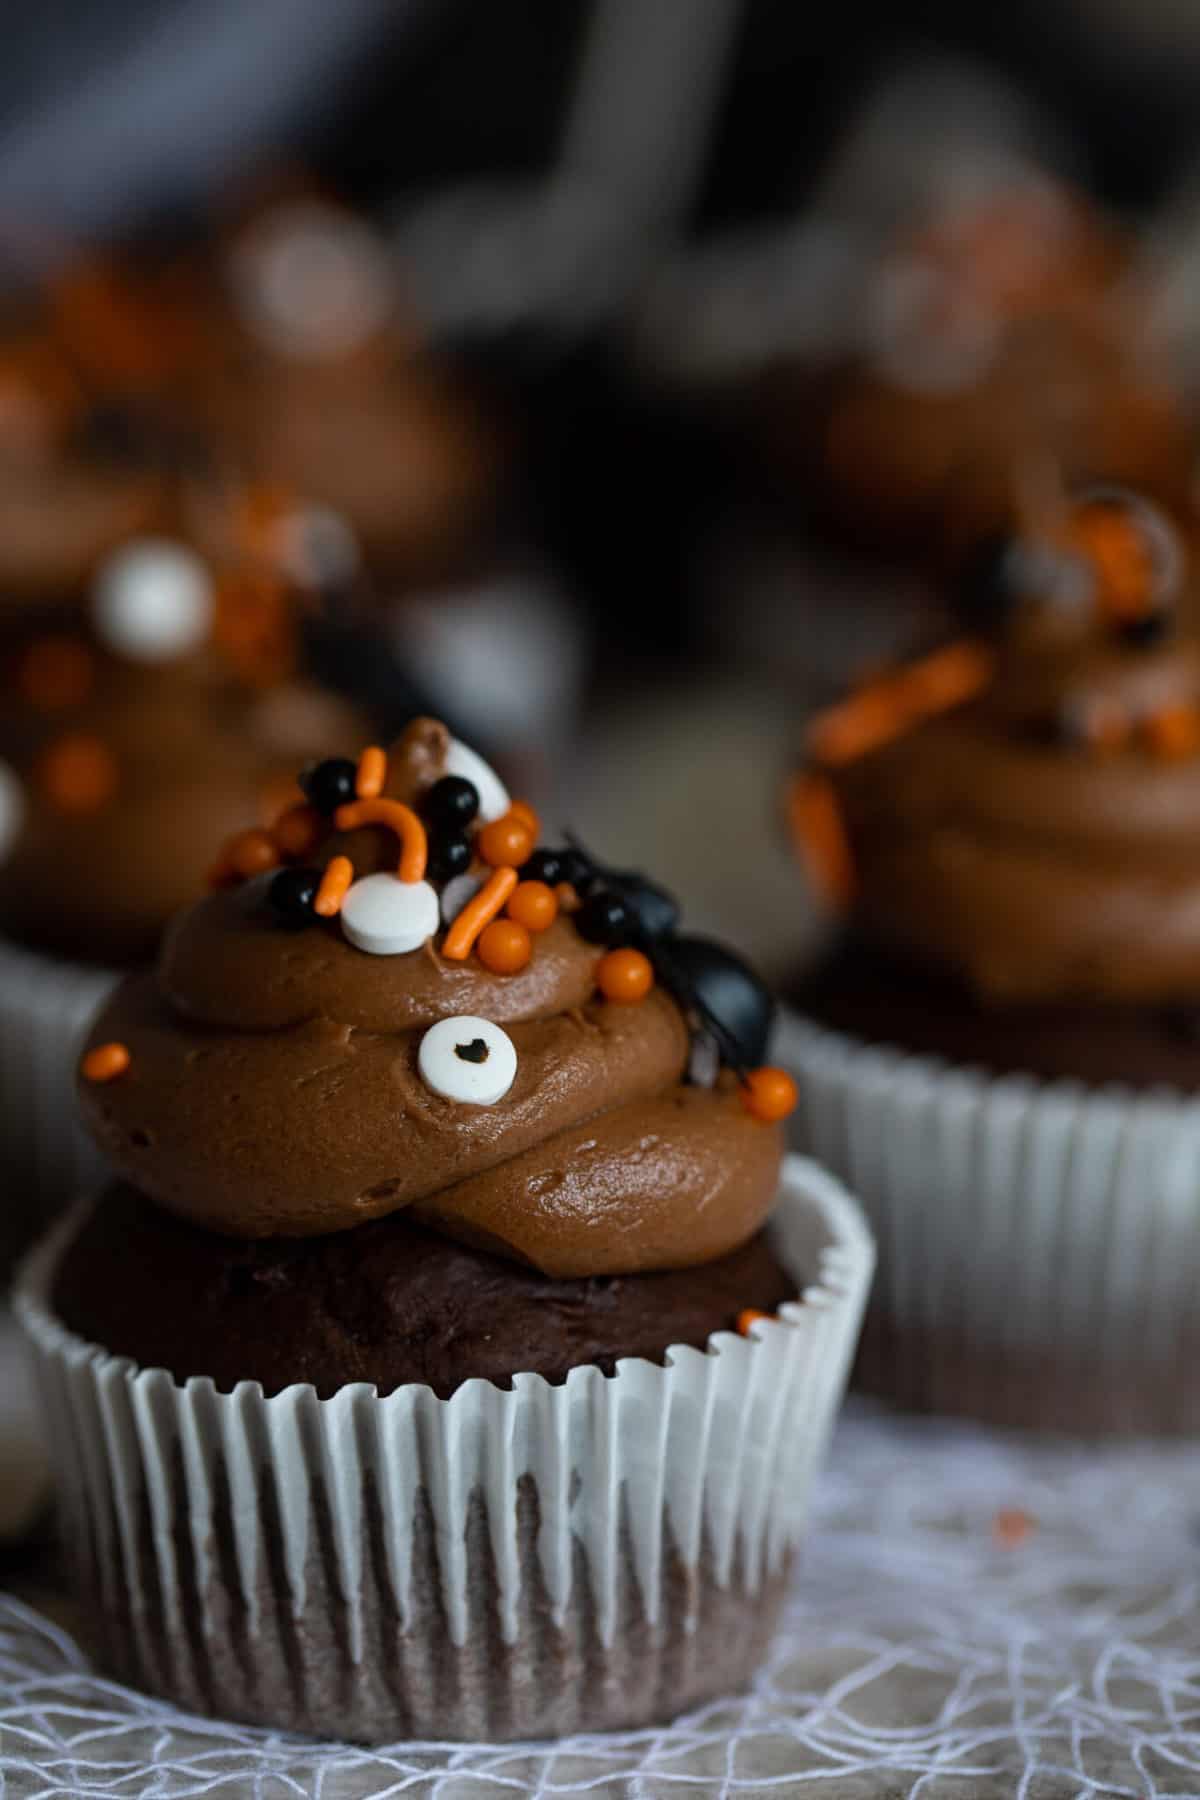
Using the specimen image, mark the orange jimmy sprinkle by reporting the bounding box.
[807,639,993,767]
[39,734,117,811]
[442,867,519,960]
[20,636,93,710]
[736,1309,771,1336]
[81,1041,130,1083]
[355,745,387,799]
[314,855,354,917]
[787,772,855,911]
[334,798,428,883]
[1144,703,1200,760]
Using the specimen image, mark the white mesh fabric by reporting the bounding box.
[5,1399,1200,1797]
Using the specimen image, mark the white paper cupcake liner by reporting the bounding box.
[14,1154,873,1743]
[0,933,116,1267]
[775,1007,1200,1433]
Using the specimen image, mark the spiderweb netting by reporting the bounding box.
[5,1399,1200,1798]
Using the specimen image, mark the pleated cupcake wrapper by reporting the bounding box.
[0,934,116,1261]
[775,1008,1200,1429]
[14,1155,873,1741]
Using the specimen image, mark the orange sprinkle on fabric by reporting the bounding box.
[20,636,93,710]
[992,1507,1035,1549]
[787,772,856,910]
[736,1309,771,1336]
[81,1041,130,1083]
[808,640,993,767]
[39,734,117,811]
[334,798,428,883]
[1144,703,1200,760]
[442,867,519,960]
[271,803,322,859]
[314,855,354,917]
[355,745,387,799]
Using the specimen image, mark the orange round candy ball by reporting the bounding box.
[596,947,654,1004]
[508,799,541,838]
[478,813,537,869]
[740,1066,798,1123]
[227,828,279,879]
[507,879,558,932]
[477,917,532,974]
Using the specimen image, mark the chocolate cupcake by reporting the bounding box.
[17,718,872,1742]
[781,486,1200,1432]
[764,182,1190,562]
[0,532,364,1253]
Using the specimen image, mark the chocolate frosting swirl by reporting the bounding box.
[823,509,1200,1003]
[79,721,783,1274]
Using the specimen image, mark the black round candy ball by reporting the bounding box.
[575,890,634,947]
[268,866,320,929]
[300,757,357,815]
[559,848,598,894]
[424,775,480,827]
[522,848,563,886]
[659,935,774,1068]
[426,832,473,884]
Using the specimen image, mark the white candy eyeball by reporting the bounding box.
[340,873,439,956]
[92,540,215,663]
[440,870,481,927]
[442,737,510,823]
[418,1015,517,1106]
[0,759,25,864]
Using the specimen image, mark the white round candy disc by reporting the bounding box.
[442,737,510,824]
[340,874,439,956]
[0,759,24,864]
[92,540,215,663]
[418,1015,517,1106]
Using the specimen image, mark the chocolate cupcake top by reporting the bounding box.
[79,717,795,1275]
[0,533,364,964]
[810,186,1189,553]
[791,487,1200,1004]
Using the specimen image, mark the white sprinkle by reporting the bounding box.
[340,874,439,956]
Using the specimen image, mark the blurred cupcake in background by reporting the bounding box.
[0,523,366,1261]
[779,483,1200,1433]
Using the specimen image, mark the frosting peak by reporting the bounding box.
[79,721,790,1274]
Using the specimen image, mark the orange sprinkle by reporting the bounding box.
[787,772,855,911]
[226,828,279,880]
[334,798,428,883]
[477,917,532,974]
[1144,703,1200,760]
[356,745,388,799]
[19,636,93,710]
[808,640,993,767]
[740,1066,798,1123]
[38,734,117,812]
[271,803,323,859]
[507,879,558,933]
[314,854,354,917]
[478,813,536,869]
[992,1507,1035,1549]
[508,799,540,838]
[81,1041,130,1083]
[442,866,519,960]
[596,947,654,1004]
[736,1309,771,1336]
[555,881,582,913]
